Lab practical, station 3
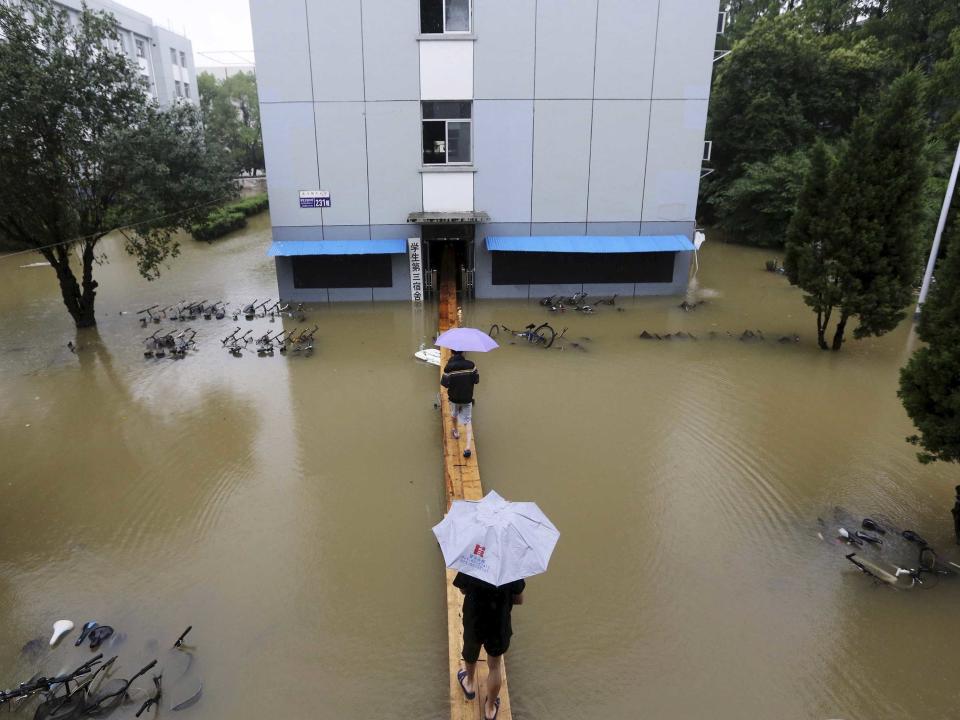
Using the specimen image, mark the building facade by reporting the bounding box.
[55,0,198,109]
[252,0,721,302]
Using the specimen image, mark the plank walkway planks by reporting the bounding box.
[438,256,513,720]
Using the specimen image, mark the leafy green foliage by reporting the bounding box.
[709,151,810,247]
[0,0,236,327]
[190,194,269,241]
[899,201,960,464]
[706,0,958,247]
[198,71,264,177]
[783,74,929,350]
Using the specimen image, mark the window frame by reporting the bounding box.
[421,0,472,35]
[180,50,187,67]
[135,38,145,59]
[170,47,177,65]
[174,80,182,97]
[183,82,191,99]
[421,101,472,166]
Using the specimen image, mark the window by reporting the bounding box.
[717,11,728,34]
[175,80,182,97]
[184,83,191,98]
[703,140,713,162]
[180,50,187,67]
[292,255,393,289]
[491,252,675,285]
[135,38,145,58]
[422,101,471,165]
[420,0,471,34]
[170,47,177,65]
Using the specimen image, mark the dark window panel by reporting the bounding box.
[422,101,471,119]
[491,251,676,285]
[421,0,444,33]
[292,255,393,289]
[423,120,447,164]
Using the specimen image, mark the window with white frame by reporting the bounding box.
[180,50,187,67]
[184,83,191,98]
[135,38,145,58]
[174,80,182,97]
[420,0,471,34]
[422,101,471,165]
[170,47,177,65]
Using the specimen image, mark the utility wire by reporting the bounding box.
[0,195,235,261]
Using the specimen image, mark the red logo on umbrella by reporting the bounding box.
[473,544,486,557]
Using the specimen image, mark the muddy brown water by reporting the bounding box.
[1,215,958,719]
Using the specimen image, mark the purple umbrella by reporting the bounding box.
[435,327,500,353]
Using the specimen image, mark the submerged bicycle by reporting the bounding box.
[489,323,557,348]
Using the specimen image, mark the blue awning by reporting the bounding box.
[485,235,695,253]
[267,240,408,257]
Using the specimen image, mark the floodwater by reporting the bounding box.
[2,215,958,720]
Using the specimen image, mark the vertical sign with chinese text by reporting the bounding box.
[408,238,423,304]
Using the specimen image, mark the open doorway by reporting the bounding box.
[421,224,475,296]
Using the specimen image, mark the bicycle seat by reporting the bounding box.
[50,620,74,646]
[88,626,114,650]
[902,530,928,546]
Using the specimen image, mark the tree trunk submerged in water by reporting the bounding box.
[831,313,849,351]
[43,242,98,328]
[816,305,833,350]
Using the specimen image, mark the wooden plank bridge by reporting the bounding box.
[438,251,513,720]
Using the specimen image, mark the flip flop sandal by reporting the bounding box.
[456,670,475,700]
[484,697,500,720]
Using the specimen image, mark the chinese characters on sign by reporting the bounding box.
[299,190,331,209]
[408,238,423,304]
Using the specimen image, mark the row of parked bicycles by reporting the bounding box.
[220,325,318,357]
[539,292,618,314]
[140,324,319,360]
[136,299,306,326]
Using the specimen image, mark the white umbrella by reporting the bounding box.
[432,490,560,587]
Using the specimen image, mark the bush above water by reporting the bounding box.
[190,193,269,241]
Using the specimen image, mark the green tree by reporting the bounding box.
[784,73,929,350]
[899,199,960,463]
[198,71,264,177]
[710,150,810,247]
[702,15,895,236]
[783,141,841,348]
[0,0,235,328]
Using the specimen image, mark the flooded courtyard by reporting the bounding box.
[2,215,958,719]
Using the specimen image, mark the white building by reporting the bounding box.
[54,0,198,108]
[252,0,722,302]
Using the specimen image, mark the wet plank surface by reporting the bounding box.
[438,259,512,720]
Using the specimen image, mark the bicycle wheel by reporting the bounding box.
[533,323,556,348]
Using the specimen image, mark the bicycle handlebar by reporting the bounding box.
[1,654,105,702]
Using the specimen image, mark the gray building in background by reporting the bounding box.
[54,0,198,109]
[252,0,721,302]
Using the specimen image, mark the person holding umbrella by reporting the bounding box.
[433,491,560,720]
[441,349,479,458]
[436,327,498,459]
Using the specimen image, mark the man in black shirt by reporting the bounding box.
[440,350,479,458]
[453,572,525,720]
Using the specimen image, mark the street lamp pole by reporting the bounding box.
[916,140,960,317]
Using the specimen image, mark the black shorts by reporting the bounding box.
[461,597,512,663]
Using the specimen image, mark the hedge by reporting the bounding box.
[190,193,269,241]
